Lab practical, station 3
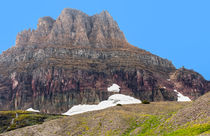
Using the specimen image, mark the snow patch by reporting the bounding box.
[108,94,141,105]
[62,94,141,116]
[107,84,120,92]
[26,108,40,112]
[174,90,191,102]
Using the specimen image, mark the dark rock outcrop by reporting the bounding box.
[0,8,209,113]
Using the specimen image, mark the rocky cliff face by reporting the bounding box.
[170,67,210,100]
[0,8,209,113]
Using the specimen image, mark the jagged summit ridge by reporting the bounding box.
[16,8,126,48]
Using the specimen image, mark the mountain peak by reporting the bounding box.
[99,10,112,17]
[16,8,127,48]
[60,8,88,18]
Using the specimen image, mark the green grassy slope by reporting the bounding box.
[0,111,62,133]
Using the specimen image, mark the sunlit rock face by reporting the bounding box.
[15,8,127,48]
[0,8,209,113]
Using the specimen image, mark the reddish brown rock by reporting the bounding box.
[170,67,209,100]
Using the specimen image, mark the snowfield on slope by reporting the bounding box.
[62,94,141,116]
[174,90,191,102]
[26,108,40,112]
[107,83,120,92]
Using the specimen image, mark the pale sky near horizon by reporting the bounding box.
[0,0,210,80]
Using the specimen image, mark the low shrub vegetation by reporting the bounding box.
[142,100,150,104]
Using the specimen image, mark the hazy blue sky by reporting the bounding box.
[0,0,210,80]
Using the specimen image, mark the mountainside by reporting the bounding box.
[1,92,210,136]
[0,8,209,113]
